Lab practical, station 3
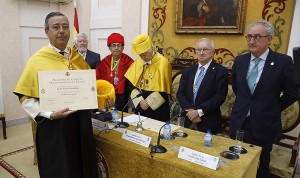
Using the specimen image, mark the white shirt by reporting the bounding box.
[143,61,152,65]
[79,51,87,60]
[48,43,69,58]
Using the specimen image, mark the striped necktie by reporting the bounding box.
[193,66,205,104]
[247,58,260,94]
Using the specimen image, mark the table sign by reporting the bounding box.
[92,119,109,132]
[178,146,220,170]
[38,70,98,111]
[122,129,152,147]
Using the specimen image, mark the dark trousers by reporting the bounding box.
[241,117,273,178]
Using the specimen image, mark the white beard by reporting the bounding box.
[77,47,87,54]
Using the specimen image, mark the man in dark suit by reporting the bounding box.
[230,20,299,178]
[177,38,228,134]
[74,32,100,69]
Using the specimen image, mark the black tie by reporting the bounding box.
[59,51,65,56]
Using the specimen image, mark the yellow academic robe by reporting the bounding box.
[14,46,90,99]
[124,52,172,94]
[125,52,172,121]
[13,46,98,177]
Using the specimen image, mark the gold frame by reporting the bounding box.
[175,0,247,34]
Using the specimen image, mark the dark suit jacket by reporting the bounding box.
[177,60,228,133]
[230,49,299,142]
[85,49,100,69]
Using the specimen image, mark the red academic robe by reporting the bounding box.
[96,53,134,94]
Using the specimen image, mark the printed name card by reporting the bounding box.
[92,119,109,132]
[122,129,152,148]
[178,146,220,170]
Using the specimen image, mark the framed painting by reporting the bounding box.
[175,0,247,34]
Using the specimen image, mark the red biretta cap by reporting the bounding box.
[107,33,125,46]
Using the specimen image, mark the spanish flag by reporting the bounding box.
[73,0,79,40]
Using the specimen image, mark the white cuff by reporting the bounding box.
[197,109,204,117]
[21,98,53,120]
[39,112,53,120]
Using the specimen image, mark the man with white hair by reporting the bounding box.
[177,38,228,135]
[74,32,100,69]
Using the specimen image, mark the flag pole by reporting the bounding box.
[73,0,79,40]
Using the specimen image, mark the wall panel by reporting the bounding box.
[149,0,296,66]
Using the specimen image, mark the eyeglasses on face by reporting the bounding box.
[195,48,212,53]
[110,44,123,48]
[245,34,269,41]
[139,52,149,58]
[139,48,153,57]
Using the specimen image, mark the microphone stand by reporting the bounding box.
[150,110,185,153]
[117,93,144,128]
[150,121,169,153]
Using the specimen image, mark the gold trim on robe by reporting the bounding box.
[145,91,165,110]
[130,89,144,108]
[14,46,90,98]
[125,52,172,94]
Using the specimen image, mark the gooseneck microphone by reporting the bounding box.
[117,91,145,128]
[150,110,185,153]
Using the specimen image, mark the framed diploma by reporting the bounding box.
[38,70,98,112]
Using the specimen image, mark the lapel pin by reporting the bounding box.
[271,62,274,65]
[212,67,215,69]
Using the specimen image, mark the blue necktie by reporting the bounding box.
[193,66,205,104]
[247,58,260,94]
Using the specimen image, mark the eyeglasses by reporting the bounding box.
[245,35,269,41]
[139,48,153,57]
[110,44,123,48]
[140,52,150,58]
[195,48,212,53]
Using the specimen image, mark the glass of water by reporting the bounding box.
[176,117,185,137]
[234,129,245,154]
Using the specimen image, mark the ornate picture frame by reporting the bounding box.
[175,0,247,34]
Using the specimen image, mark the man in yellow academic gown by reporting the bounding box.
[125,34,172,122]
[13,12,98,178]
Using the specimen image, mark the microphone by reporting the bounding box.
[117,91,146,128]
[150,110,186,153]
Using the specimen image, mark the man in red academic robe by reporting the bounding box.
[96,33,134,111]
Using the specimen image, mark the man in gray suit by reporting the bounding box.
[74,32,100,69]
